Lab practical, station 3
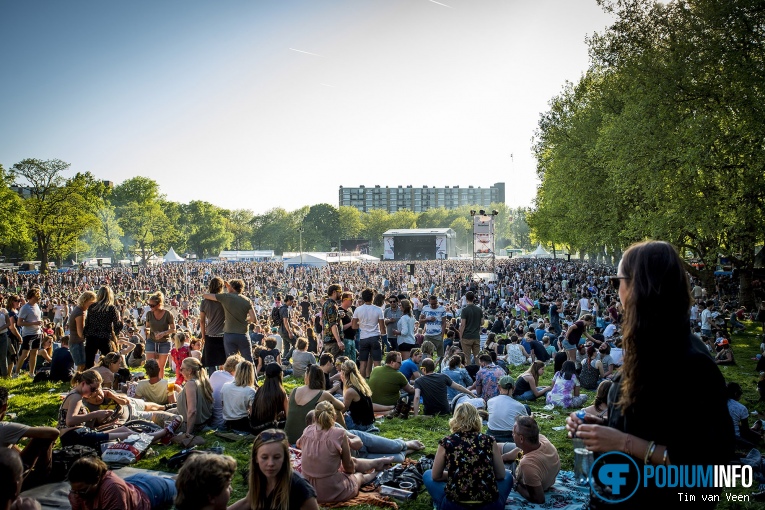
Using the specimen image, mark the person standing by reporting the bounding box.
[144,292,175,375]
[351,288,385,379]
[200,277,226,374]
[383,295,403,353]
[321,284,344,359]
[203,279,257,363]
[14,288,44,377]
[278,295,297,362]
[458,291,483,363]
[82,286,123,370]
[419,295,447,358]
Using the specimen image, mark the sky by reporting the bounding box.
[1,0,615,214]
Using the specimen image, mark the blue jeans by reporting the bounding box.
[0,332,8,377]
[69,342,86,366]
[352,429,407,463]
[224,333,253,363]
[515,388,545,401]
[344,413,379,433]
[125,474,177,508]
[423,469,513,510]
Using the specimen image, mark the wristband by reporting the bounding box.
[644,441,656,465]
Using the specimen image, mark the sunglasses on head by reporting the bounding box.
[608,276,629,291]
[259,430,286,443]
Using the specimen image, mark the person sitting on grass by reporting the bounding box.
[424,402,513,510]
[500,416,560,504]
[715,339,735,365]
[512,361,552,401]
[486,376,529,444]
[220,360,257,433]
[135,359,175,406]
[0,448,41,510]
[174,453,238,510]
[413,358,475,417]
[580,380,613,420]
[58,370,182,450]
[726,382,763,450]
[68,456,176,510]
[49,335,75,383]
[546,360,588,409]
[0,387,59,491]
[298,401,392,504]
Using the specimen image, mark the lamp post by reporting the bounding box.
[299,225,304,266]
[465,227,470,255]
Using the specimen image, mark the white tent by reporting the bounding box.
[531,244,552,258]
[356,254,380,262]
[163,247,185,262]
[282,253,329,268]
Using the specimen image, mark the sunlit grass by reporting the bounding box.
[3,322,763,508]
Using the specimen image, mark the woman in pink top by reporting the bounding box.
[297,401,391,503]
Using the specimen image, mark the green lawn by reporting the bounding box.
[3,323,764,509]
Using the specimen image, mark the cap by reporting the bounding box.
[271,327,278,333]
[499,375,515,389]
[718,338,729,345]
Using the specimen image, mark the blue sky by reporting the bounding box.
[1,0,614,213]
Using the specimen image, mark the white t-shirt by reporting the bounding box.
[220,382,256,422]
[487,394,529,432]
[421,305,446,336]
[210,370,235,428]
[603,324,617,338]
[354,304,384,339]
[53,305,66,319]
[700,309,712,330]
[18,303,42,336]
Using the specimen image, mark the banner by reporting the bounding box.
[474,233,494,254]
[435,236,447,259]
[473,215,494,234]
[383,237,395,260]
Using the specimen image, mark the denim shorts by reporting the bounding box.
[60,427,110,449]
[70,342,86,366]
[145,339,171,354]
[124,473,177,508]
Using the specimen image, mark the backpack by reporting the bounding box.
[51,445,99,482]
[271,306,282,327]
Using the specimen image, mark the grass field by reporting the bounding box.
[3,323,765,509]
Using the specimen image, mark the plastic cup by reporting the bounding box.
[167,382,175,393]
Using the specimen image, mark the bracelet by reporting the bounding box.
[644,441,657,465]
[662,448,669,466]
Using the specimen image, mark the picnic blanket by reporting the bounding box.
[505,470,590,510]
[321,492,398,509]
[20,466,174,510]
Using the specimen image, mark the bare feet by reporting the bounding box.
[406,440,425,453]
[374,456,395,470]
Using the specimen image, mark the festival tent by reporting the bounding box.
[356,254,380,262]
[163,247,185,262]
[530,244,552,258]
[282,253,330,268]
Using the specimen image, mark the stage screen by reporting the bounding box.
[394,236,436,260]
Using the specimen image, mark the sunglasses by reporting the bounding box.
[259,430,286,443]
[608,276,629,291]
[148,303,158,308]
[70,487,93,496]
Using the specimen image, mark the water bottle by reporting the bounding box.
[573,409,592,485]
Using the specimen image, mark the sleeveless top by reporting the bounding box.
[285,389,323,444]
[579,358,600,390]
[505,343,527,366]
[57,392,86,430]
[513,375,533,397]
[347,386,375,426]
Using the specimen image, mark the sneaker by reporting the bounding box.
[161,416,184,445]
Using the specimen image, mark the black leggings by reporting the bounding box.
[85,336,112,369]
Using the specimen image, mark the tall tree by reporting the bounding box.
[0,165,31,256]
[11,159,104,271]
[222,209,254,251]
[302,204,341,251]
[114,177,174,264]
[183,201,233,259]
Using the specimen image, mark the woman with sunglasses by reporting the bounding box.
[58,370,181,449]
[228,429,318,510]
[298,401,392,504]
[68,455,176,510]
[567,241,735,507]
[145,291,175,376]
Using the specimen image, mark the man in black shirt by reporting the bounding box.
[412,359,474,416]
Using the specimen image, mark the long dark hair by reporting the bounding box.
[618,240,692,412]
[250,368,287,425]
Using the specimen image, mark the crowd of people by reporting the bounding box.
[1,243,762,509]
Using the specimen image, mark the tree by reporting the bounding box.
[0,165,31,256]
[11,159,104,271]
[114,177,175,264]
[87,203,124,259]
[223,209,254,250]
[302,204,341,251]
[338,206,363,241]
[183,201,233,259]
[361,209,394,255]
[250,208,294,253]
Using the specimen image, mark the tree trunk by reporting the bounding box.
[739,270,755,310]
[38,235,49,274]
